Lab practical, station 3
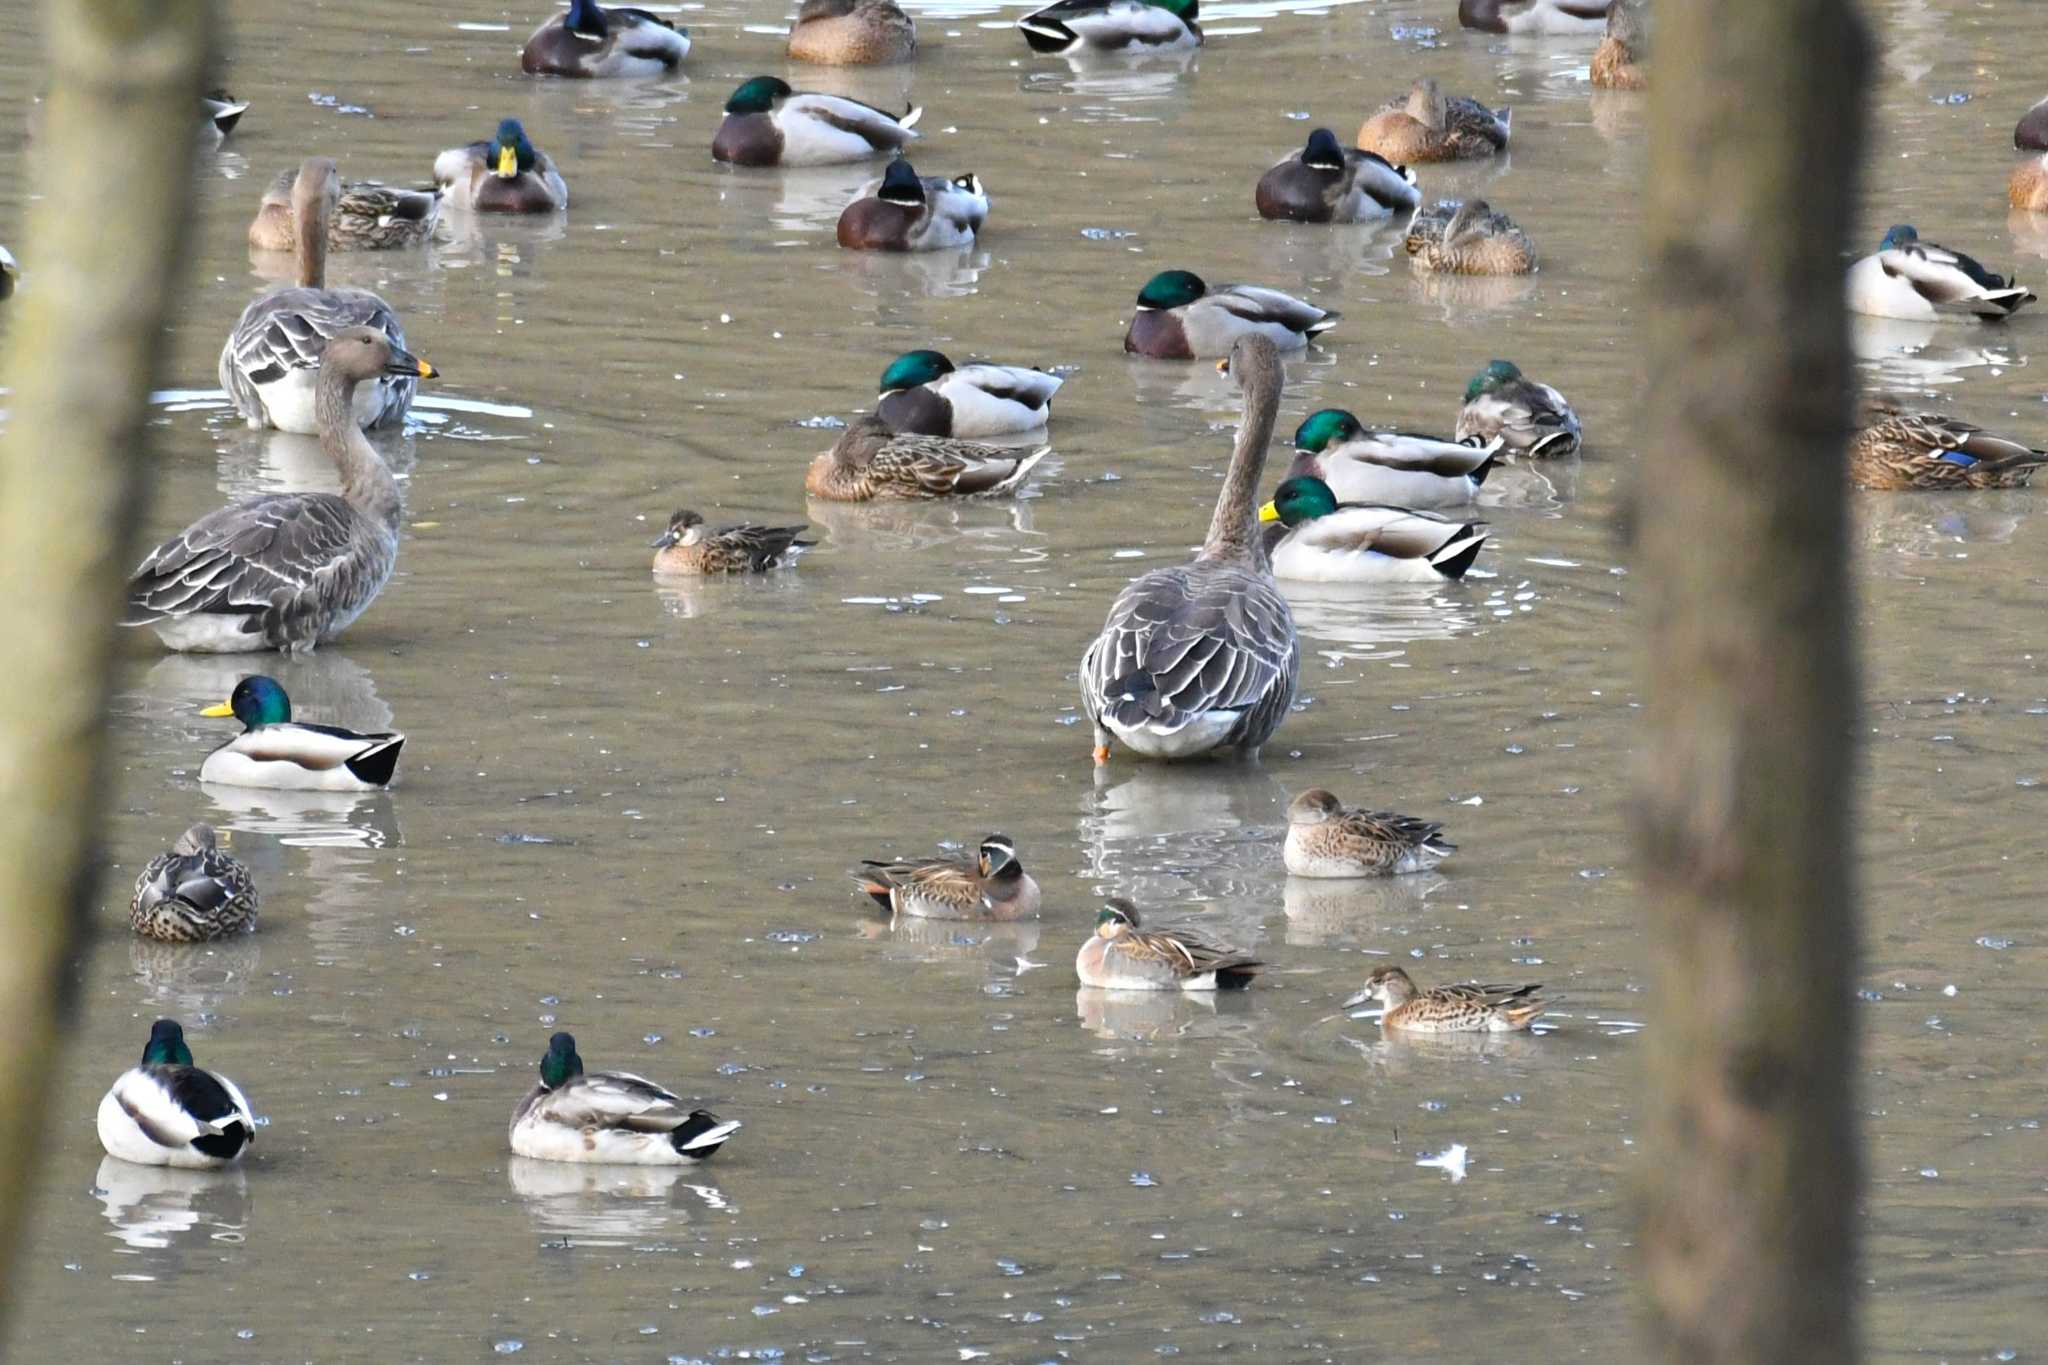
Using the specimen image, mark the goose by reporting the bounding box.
[1283,788,1453,877]
[786,0,916,65]
[1123,270,1338,359]
[876,350,1062,438]
[855,834,1041,920]
[1075,899,1263,990]
[130,823,259,942]
[1255,129,1420,224]
[521,0,691,77]
[805,415,1048,500]
[1080,334,1300,762]
[1346,966,1548,1033]
[97,1020,255,1168]
[836,161,988,251]
[195,675,405,792]
[1845,225,2034,321]
[712,77,921,167]
[510,1033,740,1165]
[1017,0,1202,54]
[649,509,812,573]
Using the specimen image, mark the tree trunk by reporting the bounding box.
[0,0,212,1317]
[1634,2,1870,1362]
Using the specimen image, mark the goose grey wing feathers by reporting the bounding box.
[220,287,413,423]
[124,492,380,636]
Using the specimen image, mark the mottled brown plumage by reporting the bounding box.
[1346,966,1547,1033]
[1850,404,2048,491]
[649,509,812,574]
[1075,899,1262,990]
[805,416,1048,501]
[787,0,917,64]
[1283,789,1454,877]
[130,824,259,942]
[248,165,441,252]
[1357,79,1509,163]
[855,834,1041,920]
[1405,199,1538,275]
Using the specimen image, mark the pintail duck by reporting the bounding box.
[1288,409,1500,509]
[1258,476,1489,583]
[650,509,812,574]
[786,0,916,65]
[1284,788,1453,877]
[247,164,441,252]
[434,119,569,213]
[1082,336,1300,762]
[218,157,415,433]
[805,415,1048,501]
[1459,0,1608,34]
[712,76,921,167]
[1123,269,1338,360]
[1846,225,2034,321]
[1455,360,1581,457]
[856,834,1041,920]
[1357,79,1510,163]
[131,328,436,653]
[510,1033,740,1165]
[522,0,690,77]
[1346,965,1547,1033]
[97,1020,255,1168]
[1255,128,1419,224]
[1017,0,1201,54]
[1850,403,2048,491]
[131,824,259,942]
[1076,898,1263,990]
[1589,0,1646,89]
[877,350,1061,437]
[1405,199,1538,275]
[837,161,987,251]
[194,675,405,791]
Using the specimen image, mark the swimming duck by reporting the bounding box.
[97,1020,255,1168]
[712,76,921,167]
[1346,966,1547,1033]
[1076,899,1263,990]
[1405,199,1537,275]
[219,158,414,433]
[650,509,812,574]
[434,119,569,213]
[786,0,916,65]
[203,90,249,137]
[805,415,1049,500]
[247,164,441,252]
[856,834,1041,920]
[2019,97,2048,152]
[1357,79,1510,163]
[1255,128,1420,224]
[1258,476,1489,583]
[131,823,259,942]
[1845,225,2033,321]
[876,350,1062,437]
[1455,360,1582,457]
[195,675,405,791]
[510,1033,740,1165]
[522,0,690,77]
[0,245,15,301]
[1017,0,1201,54]
[1288,409,1500,509]
[1123,269,1338,360]
[837,161,987,251]
[1850,403,2048,491]
[1082,336,1300,762]
[2013,156,2048,213]
[1284,789,1453,878]
[1458,0,1609,34]
[1589,0,1646,89]
[131,329,436,653]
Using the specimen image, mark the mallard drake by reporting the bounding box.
[1255,128,1419,224]
[132,329,435,653]
[1123,270,1338,360]
[1589,0,1646,89]
[1017,0,1201,54]
[522,0,690,77]
[1455,360,1582,457]
[1357,79,1509,163]
[219,158,414,433]
[1258,476,1489,583]
[712,76,920,167]
[434,119,569,213]
[1850,403,2048,491]
[650,509,812,574]
[2019,96,2048,152]
[1458,0,1608,34]
[1288,409,1499,509]
[247,164,441,252]
[856,833,1041,920]
[786,0,916,65]
[805,415,1048,501]
[1405,199,1537,275]
[1076,899,1262,990]
[1846,225,2034,321]
[0,245,15,302]
[2011,156,2048,214]
[1082,336,1300,762]
[97,1020,255,1168]
[203,90,249,137]
[195,675,405,790]
[877,350,1061,437]
[131,823,258,942]
[511,1033,740,1165]
[837,161,987,251]
[1346,965,1546,1033]
[1284,788,1452,877]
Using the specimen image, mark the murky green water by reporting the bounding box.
[2,0,2044,1358]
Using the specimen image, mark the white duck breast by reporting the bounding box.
[1268,506,1489,583]
[97,1066,255,1169]
[935,365,1063,435]
[1846,242,2036,321]
[781,95,922,165]
[1306,433,1501,509]
[200,723,405,791]
[219,291,412,433]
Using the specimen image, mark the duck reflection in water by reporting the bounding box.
[94,1156,250,1256]
[507,1158,728,1246]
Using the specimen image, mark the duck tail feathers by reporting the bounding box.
[671,1112,741,1154]
[1429,527,1488,580]
[1304,309,1341,336]
[344,736,405,788]
[993,445,1052,493]
[899,103,924,130]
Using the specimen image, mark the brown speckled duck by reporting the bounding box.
[1346,966,1547,1033]
[856,834,1041,920]
[1405,199,1537,275]
[1357,79,1509,163]
[805,415,1048,501]
[131,824,259,942]
[1850,403,2048,491]
[650,510,812,574]
[1589,0,1646,90]
[787,0,916,65]
[248,164,441,252]
[1283,789,1454,878]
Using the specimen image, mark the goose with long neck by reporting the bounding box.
[219,156,416,434]
[128,327,436,654]
[1080,334,1301,764]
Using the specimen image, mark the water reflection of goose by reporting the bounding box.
[128,934,265,1016]
[1850,314,2010,390]
[507,1157,721,1246]
[211,424,418,501]
[1079,764,1286,908]
[94,1156,250,1255]
[1282,872,1449,946]
[141,650,398,735]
